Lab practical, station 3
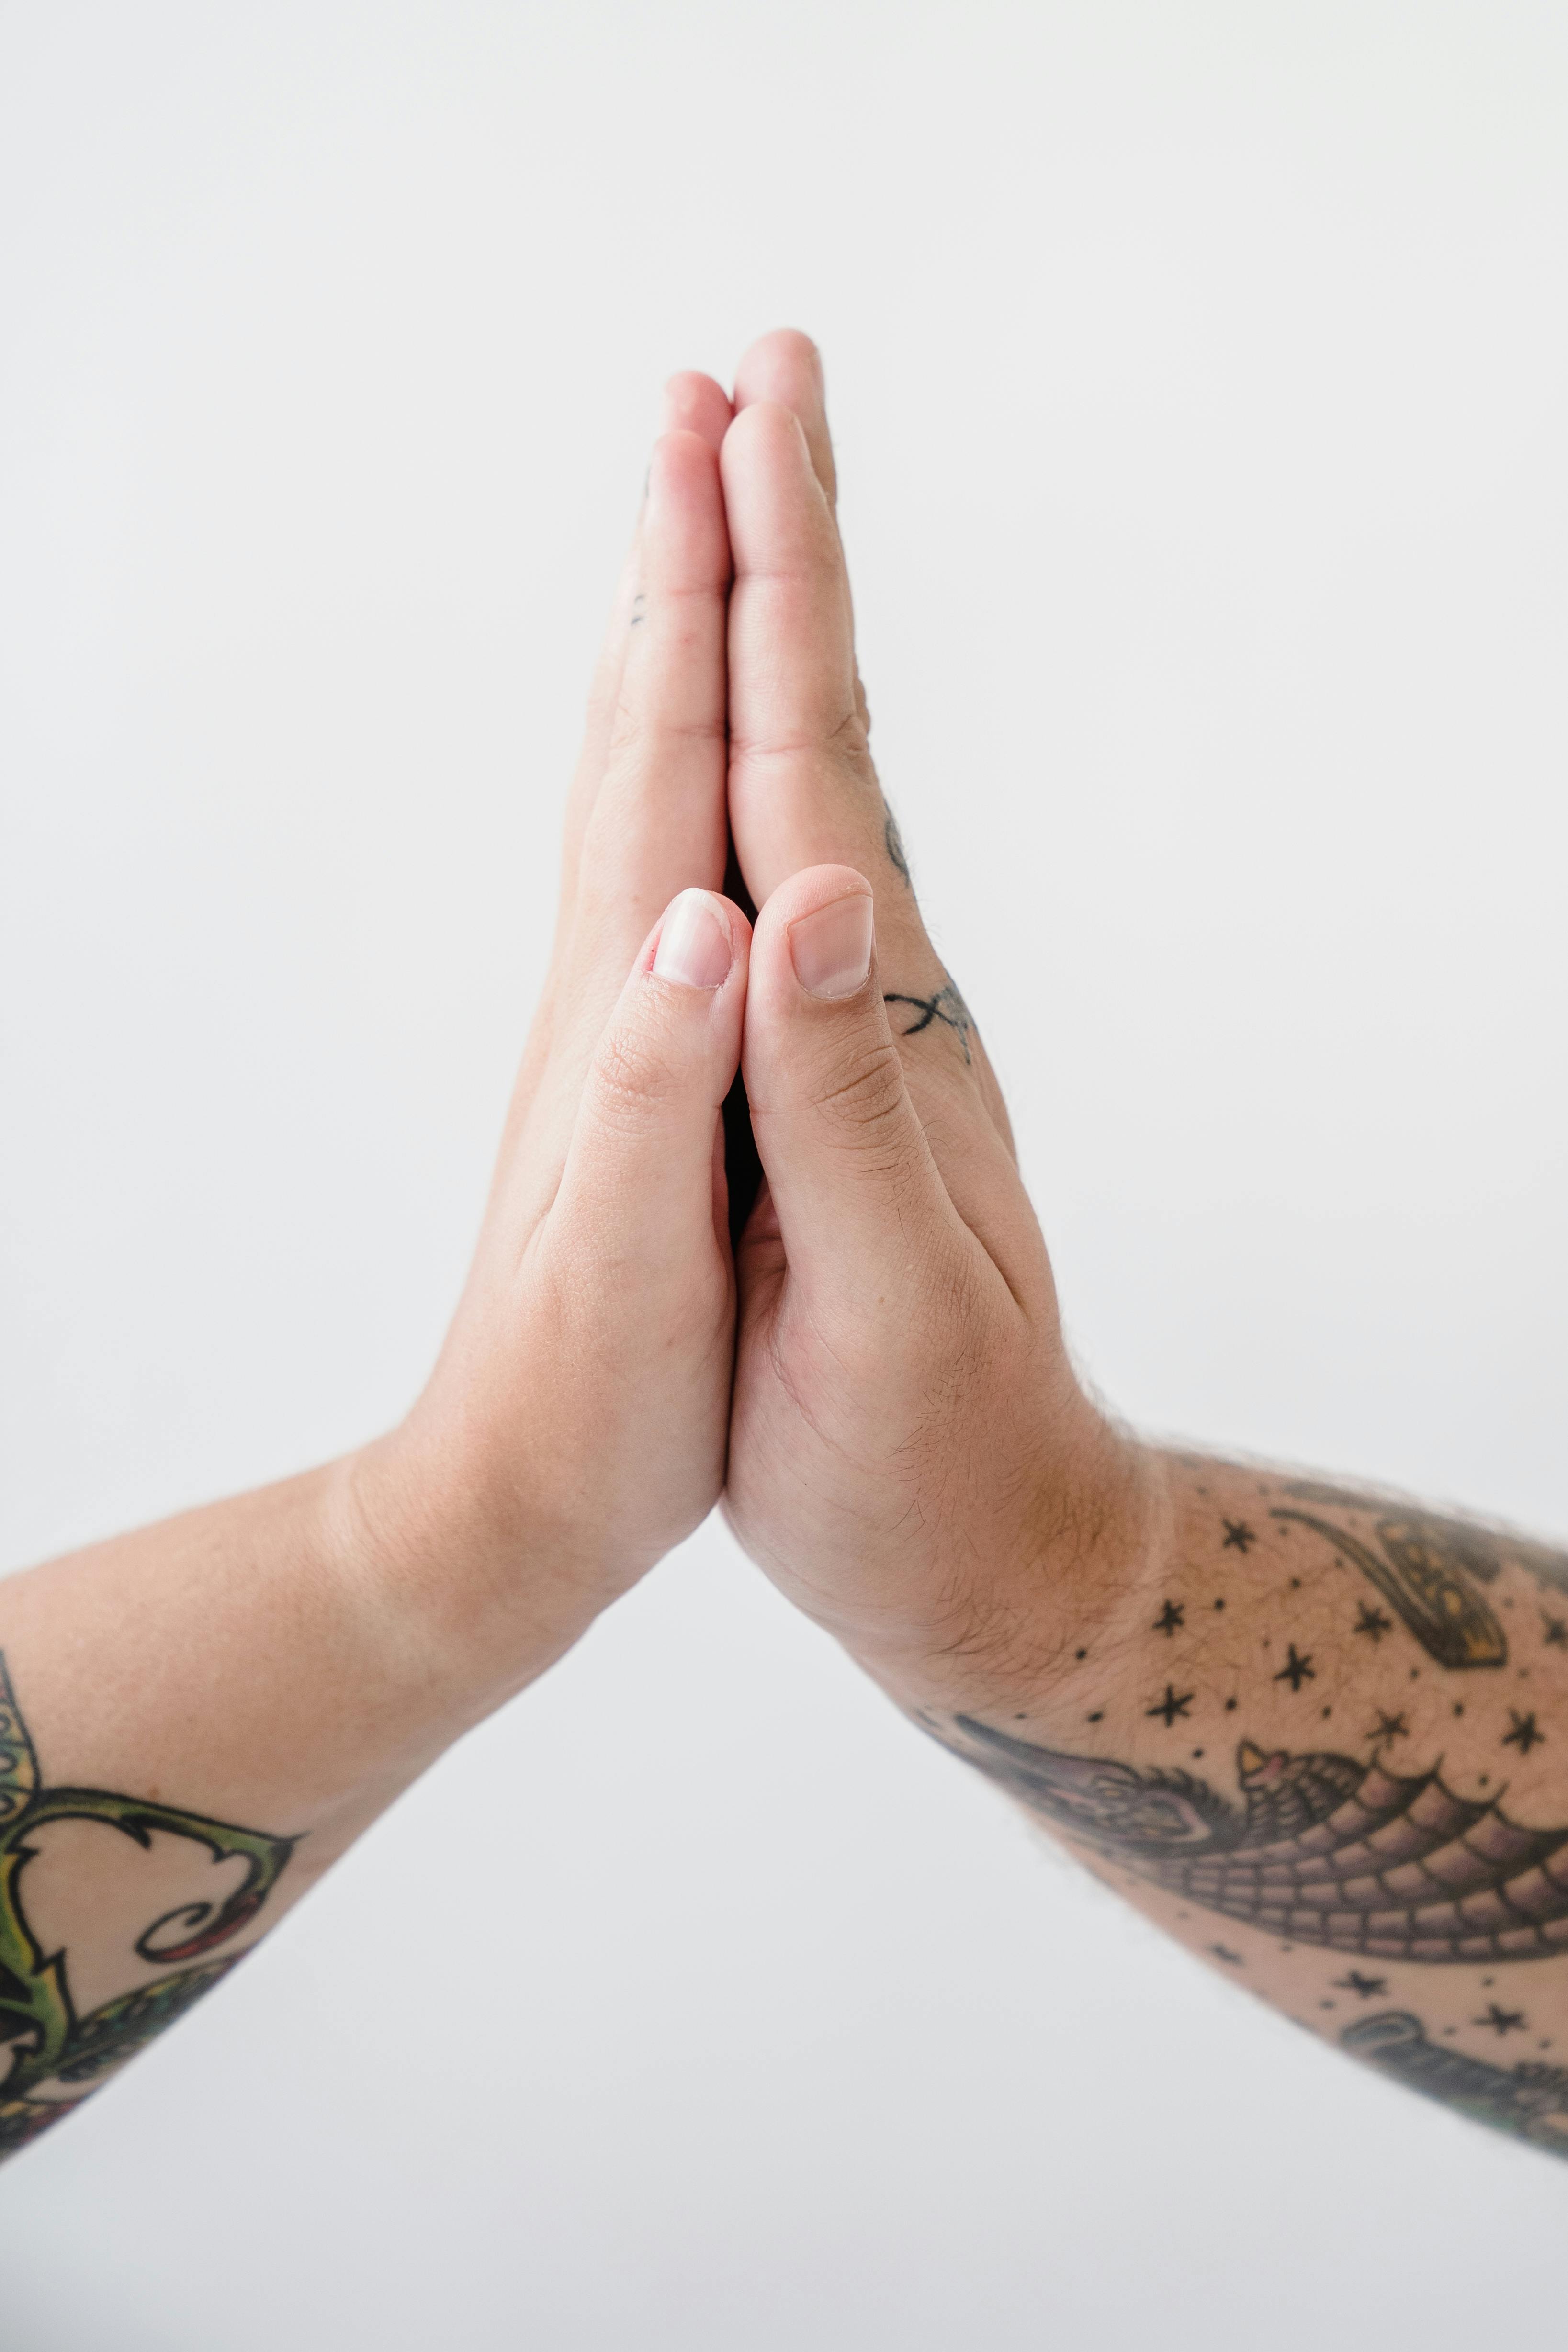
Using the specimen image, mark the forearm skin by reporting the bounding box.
[0,1451,588,2161]
[901,1446,1568,2161]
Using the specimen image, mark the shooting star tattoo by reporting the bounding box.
[1269,1483,1568,1672]
[0,1653,294,2159]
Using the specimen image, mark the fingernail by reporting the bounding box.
[789,893,874,999]
[653,891,733,990]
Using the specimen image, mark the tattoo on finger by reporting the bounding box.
[885,979,974,1065]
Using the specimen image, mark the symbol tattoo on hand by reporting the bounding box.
[884,981,974,1064]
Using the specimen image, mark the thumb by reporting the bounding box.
[741,865,959,1311]
[553,889,750,1271]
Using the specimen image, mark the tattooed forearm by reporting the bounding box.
[0,1654,293,2158]
[929,1716,1568,1964]
[918,1455,1568,2162]
[1342,2010,1568,2158]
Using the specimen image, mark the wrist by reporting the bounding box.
[321,1420,610,1745]
[859,1408,1173,1722]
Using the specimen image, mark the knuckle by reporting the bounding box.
[604,703,726,771]
[729,695,875,777]
[810,1035,906,1139]
[825,702,873,774]
[588,1013,687,1124]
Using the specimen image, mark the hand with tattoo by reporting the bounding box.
[9,331,1568,2184]
[707,332,1152,1699]
[709,332,1568,2168]
[0,374,755,2155]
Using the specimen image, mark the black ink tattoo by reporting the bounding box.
[0,1654,294,2159]
[1271,1485,1512,1669]
[883,809,912,889]
[1475,2002,1527,2036]
[1153,1601,1185,1638]
[1273,1644,1315,1693]
[930,1715,1568,1962]
[1274,1483,1568,1670]
[1353,1602,1393,1643]
[1544,1614,1568,1650]
[884,981,974,1065]
[1335,1971,1388,1998]
[1146,1686,1194,1727]
[1503,1710,1545,1756]
[1220,1520,1256,1553]
[1344,2011,1568,2158]
[1368,1711,1409,1748]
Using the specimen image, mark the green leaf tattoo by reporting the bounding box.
[0,1653,294,2158]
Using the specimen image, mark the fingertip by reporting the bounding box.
[648,889,752,993]
[752,866,876,1004]
[720,403,827,558]
[660,370,734,450]
[732,331,834,502]
[721,396,810,463]
[733,329,824,410]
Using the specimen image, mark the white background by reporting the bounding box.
[2,3,1567,2343]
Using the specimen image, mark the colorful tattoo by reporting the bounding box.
[0,1654,293,2158]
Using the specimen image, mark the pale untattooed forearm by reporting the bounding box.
[919,1457,1568,2161]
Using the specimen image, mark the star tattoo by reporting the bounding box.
[1273,1644,1315,1694]
[1334,1971,1388,1999]
[1153,1600,1185,1638]
[1220,1519,1256,1553]
[1367,1711,1409,1747]
[1543,1614,1568,1650]
[1208,1945,1242,1965]
[1502,1709,1544,1755]
[1353,1601,1393,1643]
[1147,1685,1194,1727]
[1474,2003,1527,2036]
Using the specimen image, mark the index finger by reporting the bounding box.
[722,399,933,984]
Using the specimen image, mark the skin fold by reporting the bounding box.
[3,334,1567,2170]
